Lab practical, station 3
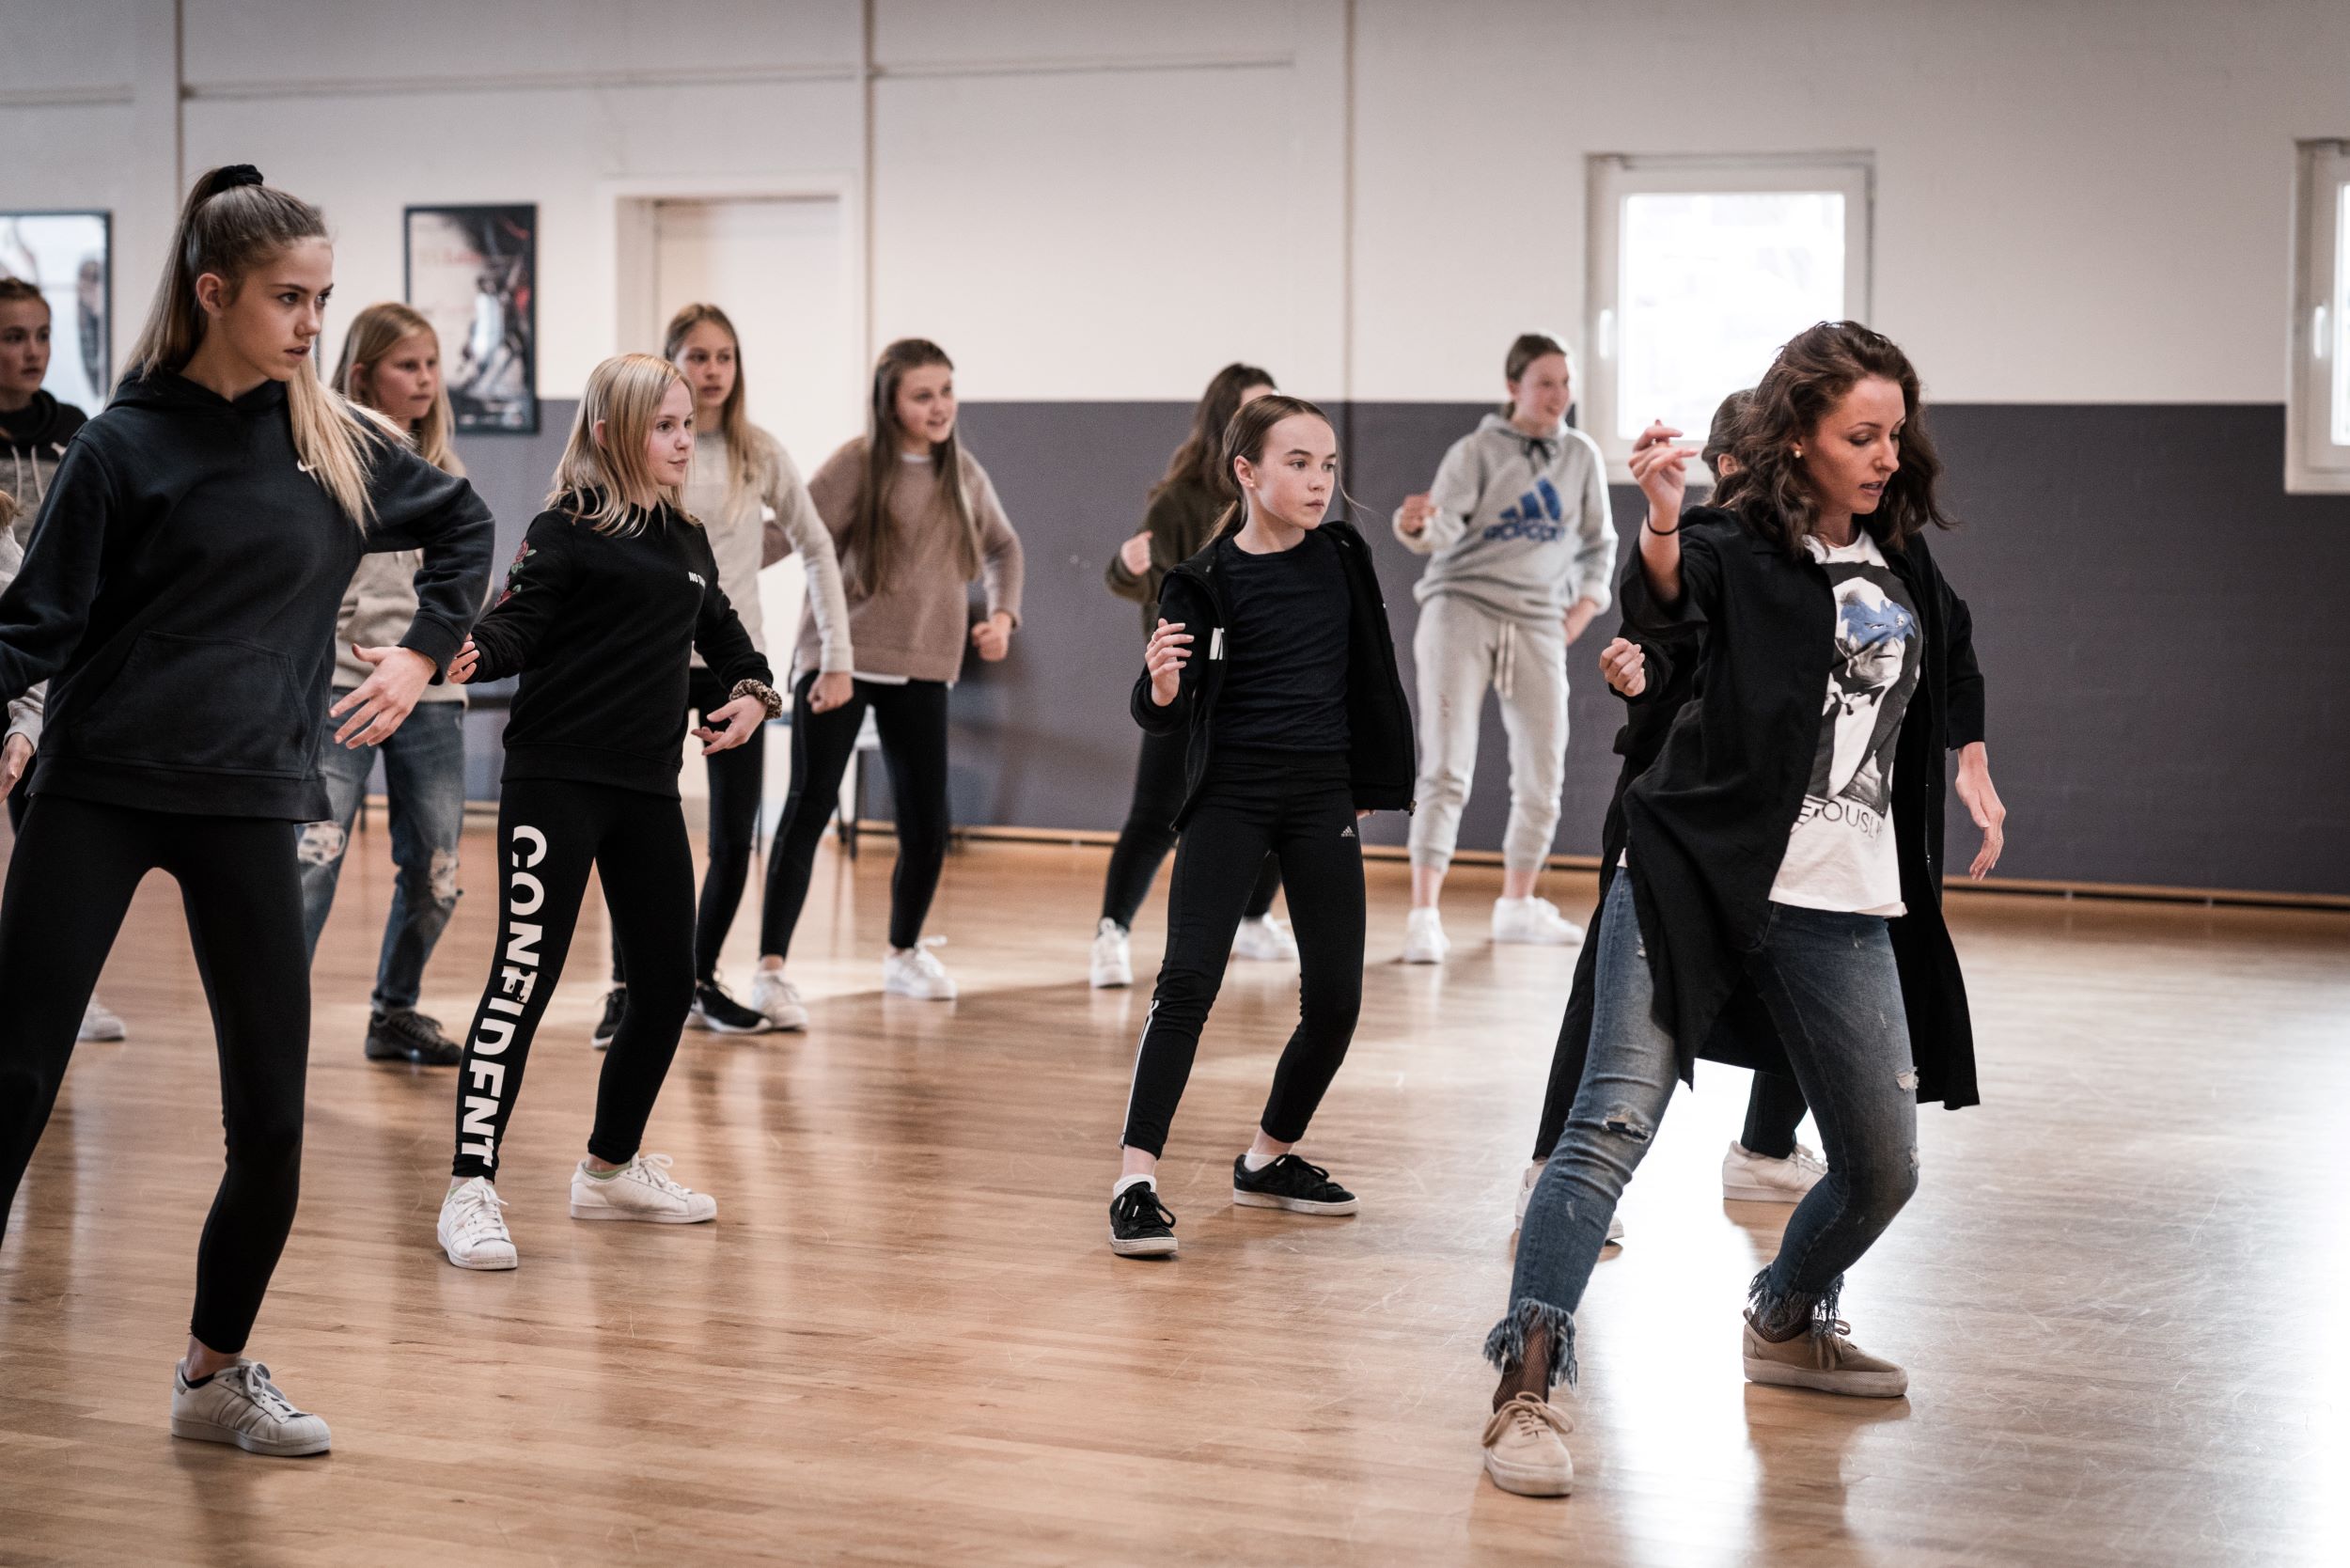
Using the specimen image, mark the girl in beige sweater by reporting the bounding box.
[754,338,1023,1012]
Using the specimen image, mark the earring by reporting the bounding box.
[1793,446,1803,458]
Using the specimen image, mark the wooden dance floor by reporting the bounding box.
[2,820,2343,1566]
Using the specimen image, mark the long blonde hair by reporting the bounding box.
[547,353,697,536]
[124,165,399,525]
[334,302,462,476]
[662,302,764,509]
[844,337,979,602]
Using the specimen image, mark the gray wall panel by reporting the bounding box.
[446,399,2350,897]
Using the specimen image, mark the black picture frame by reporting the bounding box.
[402,203,538,434]
[0,209,113,415]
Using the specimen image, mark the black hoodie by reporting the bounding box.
[0,370,494,819]
[467,495,770,798]
[0,389,88,538]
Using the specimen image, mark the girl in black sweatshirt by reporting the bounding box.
[0,166,494,1457]
[434,353,776,1275]
[1108,394,1414,1259]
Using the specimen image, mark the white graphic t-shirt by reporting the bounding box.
[1767,531,1922,917]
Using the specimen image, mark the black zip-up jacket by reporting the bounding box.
[1129,517,1415,827]
[1617,503,1988,1109]
[0,370,494,820]
[468,496,771,798]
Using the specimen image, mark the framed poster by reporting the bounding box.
[403,203,537,433]
[0,211,112,415]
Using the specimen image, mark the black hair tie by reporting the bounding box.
[215,165,266,191]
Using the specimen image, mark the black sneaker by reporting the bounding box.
[590,987,626,1051]
[1231,1153,1359,1215]
[1108,1182,1179,1258]
[685,979,775,1035]
[365,1008,462,1066]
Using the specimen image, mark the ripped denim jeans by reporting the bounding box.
[1490,874,1919,1386]
[296,694,467,1013]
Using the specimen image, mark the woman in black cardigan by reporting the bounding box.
[1475,322,2008,1498]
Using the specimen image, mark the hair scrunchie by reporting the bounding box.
[214,165,266,191]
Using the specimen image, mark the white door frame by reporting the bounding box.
[596,172,866,384]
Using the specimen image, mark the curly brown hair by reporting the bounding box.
[1714,321,1955,555]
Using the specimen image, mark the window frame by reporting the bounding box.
[2287,139,2350,494]
[1585,152,1874,483]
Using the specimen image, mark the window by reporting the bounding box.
[2288,140,2350,494]
[1586,154,1872,478]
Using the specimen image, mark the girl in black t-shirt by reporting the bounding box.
[432,353,777,1276]
[1106,394,1414,1259]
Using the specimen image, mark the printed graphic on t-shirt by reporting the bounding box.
[1483,476,1565,543]
[1769,534,1921,914]
[1807,563,1919,822]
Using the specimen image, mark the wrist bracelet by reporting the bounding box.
[1644,518,1679,536]
[730,679,784,720]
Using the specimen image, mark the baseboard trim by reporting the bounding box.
[853,820,2350,914]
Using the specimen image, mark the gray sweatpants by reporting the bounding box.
[1408,595,1567,875]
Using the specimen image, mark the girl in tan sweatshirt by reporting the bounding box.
[754,338,1023,1012]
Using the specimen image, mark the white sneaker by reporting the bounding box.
[170,1359,331,1456]
[1514,1160,1623,1242]
[1402,906,1449,964]
[1089,918,1134,989]
[1492,896,1584,946]
[570,1152,717,1223]
[883,937,957,1000]
[1722,1140,1828,1204]
[748,966,809,1030]
[1230,913,1299,963]
[438,1176,518,1270]
[78,996,126,1042]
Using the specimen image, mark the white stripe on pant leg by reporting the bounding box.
[1119,998,1161,1151]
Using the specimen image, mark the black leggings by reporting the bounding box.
[1101,726,1279,931]
[760,672,949,959]
[612,667,762,986]
[0,795,307,1354]
[1531,876,1810,1162]
[1120,749,1364,1159]
[454,778,694,1179]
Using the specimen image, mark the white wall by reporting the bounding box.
[5,0,2344,406]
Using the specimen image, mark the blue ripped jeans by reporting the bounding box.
[297,695,468,1014]
[1490,874,1920,1384]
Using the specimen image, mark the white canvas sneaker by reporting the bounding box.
[438,1176,518,1270]
[78,996,127,1042]
[748,967,810,1030]
[1090,918,1134,989]
[171,1359,331,1456]
[570,1152,717,1223]
[883,938,957,1000]
[1721,1140,1829,1204]
[1230,914,1299,963]
[1402,907,1449,964]
[1492,896,1584,946]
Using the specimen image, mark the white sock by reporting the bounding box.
[1113,1172,1154,1197]
[1242,1147,1278,1172]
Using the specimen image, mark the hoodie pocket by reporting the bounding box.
[75,632,311,776]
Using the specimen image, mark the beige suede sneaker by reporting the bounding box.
[1480,1392,1574,1496]
[1741,1315,1908,1398]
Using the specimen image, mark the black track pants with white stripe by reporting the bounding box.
[1120,747,1364,1158]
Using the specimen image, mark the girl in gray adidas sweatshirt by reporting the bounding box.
[1392,333,1618,962]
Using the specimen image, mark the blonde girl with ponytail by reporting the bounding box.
[294,303,479,1067]
[0,165,496,1456]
